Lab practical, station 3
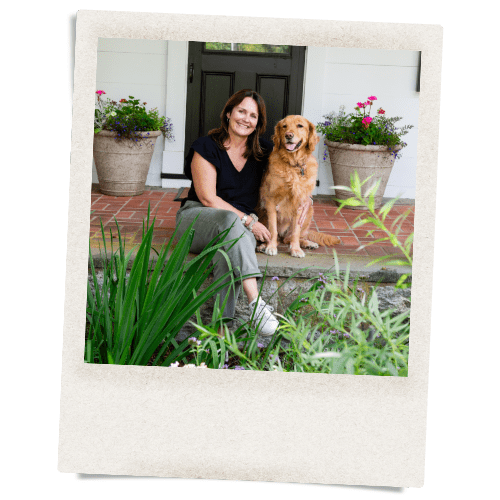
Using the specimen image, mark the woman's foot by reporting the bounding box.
[249,297,279,336]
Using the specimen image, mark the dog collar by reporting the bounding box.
[293,160,307,176]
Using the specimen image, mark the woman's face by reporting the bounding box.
[226,97,259,138]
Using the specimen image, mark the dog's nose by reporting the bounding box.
[285,132,294,139]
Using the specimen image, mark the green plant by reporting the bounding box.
[94,90,174,142]
[333,171,413,288]
[86,208,245,366]
[316,96,413,160]
[187,255,410,376]
[277,258,410,376]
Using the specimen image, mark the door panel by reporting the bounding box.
[184,42,305,158]
[257,75,288,143]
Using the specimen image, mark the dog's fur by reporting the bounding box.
[256,115,340,258]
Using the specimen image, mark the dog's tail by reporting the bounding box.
[306,231,341,247]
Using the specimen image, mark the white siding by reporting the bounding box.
[93,38,168,186]
[311,47,420,198]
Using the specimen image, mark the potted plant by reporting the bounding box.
[317,96,413,210]
[93,90,175,196]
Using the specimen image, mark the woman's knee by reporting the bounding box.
[216,210,240,231]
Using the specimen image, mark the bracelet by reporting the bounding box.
[248,219,256,230]
[241,214,249,226]
[249,213,258,223]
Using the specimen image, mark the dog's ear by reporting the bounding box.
[271,120,283,150]
[306,119,320,152]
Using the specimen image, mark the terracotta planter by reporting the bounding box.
[93,130,162,196]
[325,140,402,210]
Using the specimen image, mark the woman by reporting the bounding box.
[176,89,309,336]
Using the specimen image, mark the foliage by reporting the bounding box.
[188,255,409,376]
[205,42,289,53]
[316,96,414,160]
[86,207,244,366]
[333,170,413,288]
[94,91,174,142]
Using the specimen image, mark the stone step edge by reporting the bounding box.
[89,248,412,283]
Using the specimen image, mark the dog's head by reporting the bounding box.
[272,115,320,155]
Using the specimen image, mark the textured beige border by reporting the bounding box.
[59,10,442,487]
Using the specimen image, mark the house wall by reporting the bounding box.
[94,40,419,199]
[93,38,169,186]
[303,47,420,198]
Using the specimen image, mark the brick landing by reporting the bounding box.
[90,187,414,258]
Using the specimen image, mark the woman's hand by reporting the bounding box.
[249,221,271,242]
[298,197,312,226]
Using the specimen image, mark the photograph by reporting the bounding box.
[88,37,419,375]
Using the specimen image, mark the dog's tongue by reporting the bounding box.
[285,143,296,151]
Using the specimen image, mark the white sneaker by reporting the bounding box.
[249,297,279,336]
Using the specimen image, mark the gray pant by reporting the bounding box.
[175,200,262,319]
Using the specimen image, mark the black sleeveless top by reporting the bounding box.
[182,135,273,215]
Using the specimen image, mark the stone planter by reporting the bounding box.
[93,130,162,196]
[325,140,402,210]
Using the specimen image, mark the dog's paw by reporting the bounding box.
[302,240,319,249]
[256,243,267,253]
[290,247,305,258]
[265,245,278,256]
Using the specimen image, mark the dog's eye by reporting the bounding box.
[297,124,303,128]
[282,124,287,129]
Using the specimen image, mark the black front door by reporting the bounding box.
[184,42,306,156]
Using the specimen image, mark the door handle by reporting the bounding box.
[189,63,194,83]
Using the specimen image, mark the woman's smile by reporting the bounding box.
[227,96,259,137]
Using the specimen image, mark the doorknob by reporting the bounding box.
[189,63,194,83]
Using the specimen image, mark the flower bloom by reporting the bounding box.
[357,102,366,108]
[96,90,106,96]
[368,96,377,101]
[377,108,385,114]
[119,98,128,103]
[367,100,373,106]
[271,276,279,281]
[234,366,245,370]
[362,116,373,125]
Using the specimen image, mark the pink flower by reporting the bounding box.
[377,108,385,115]
[368,96,377,101]
[95,90,106,96]
[362,116,373,125]
[367,100,373,106]
[119,98,128,103]
[357,102,366,108]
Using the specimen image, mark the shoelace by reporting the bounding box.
[253,303,275,324]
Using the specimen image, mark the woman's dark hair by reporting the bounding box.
[208,89,268,160]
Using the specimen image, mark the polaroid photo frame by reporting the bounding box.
[59,10,442,487]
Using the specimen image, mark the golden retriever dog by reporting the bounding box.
[257,115,340,258]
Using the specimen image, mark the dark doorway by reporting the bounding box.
[184,42,306,156]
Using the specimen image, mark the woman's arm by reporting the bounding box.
[191,152,271,242]
[191,152,243,214]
